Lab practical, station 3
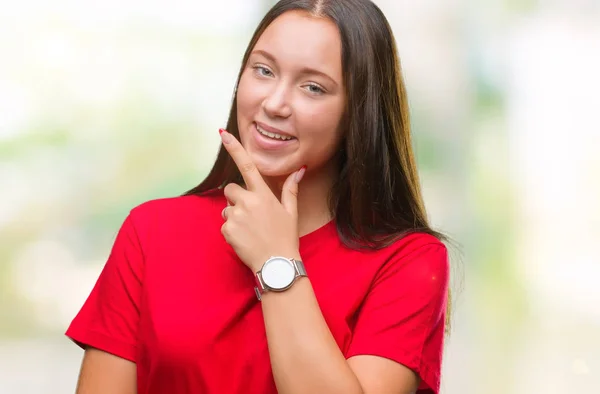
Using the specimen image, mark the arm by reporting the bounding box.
[75,348,137,394]
[260,273,420,394]
[66,214,144,393]
[218,131,446,393]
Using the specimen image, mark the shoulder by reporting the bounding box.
[390,232,447,260]
[121,190,226,242]
[375,232,449,286]
[128,189,224,223]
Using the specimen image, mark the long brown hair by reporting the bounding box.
[185,0,454,332]
[186,0,446,248]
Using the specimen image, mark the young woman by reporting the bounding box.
[66,1,451,393]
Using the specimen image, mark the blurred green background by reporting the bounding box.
[1,0,599,392]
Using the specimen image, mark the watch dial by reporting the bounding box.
[262,257,295,290]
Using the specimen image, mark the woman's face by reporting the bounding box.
[236,10,345,179]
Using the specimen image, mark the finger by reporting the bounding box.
[219,129,266,192]
[221,222,232,244]
[281,165,306,217]
[221,206,229,220]
[223,182,248,206]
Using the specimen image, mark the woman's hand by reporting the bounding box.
[219,129,306,272]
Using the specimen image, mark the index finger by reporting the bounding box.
[219,129,266,192]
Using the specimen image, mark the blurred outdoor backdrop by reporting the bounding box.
[1,0,599,393]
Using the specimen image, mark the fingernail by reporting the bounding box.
[295,165,307,183]
[220,130,233,144]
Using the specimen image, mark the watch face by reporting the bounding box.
[262,257,295,290]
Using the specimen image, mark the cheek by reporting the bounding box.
[236,72,266,122]
[300,100,344,142]
[235,73,261,146]
[297,101,345,161]
[236,75,254,116]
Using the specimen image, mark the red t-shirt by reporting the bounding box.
[66,190,449,393]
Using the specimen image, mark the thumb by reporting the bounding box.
[281,165,306,216]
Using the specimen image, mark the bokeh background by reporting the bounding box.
[1,0,599,392]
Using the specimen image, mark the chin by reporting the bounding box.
[255,163,293,179]
[244,149,291,177]
[250,158,292,179]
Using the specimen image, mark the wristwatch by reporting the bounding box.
[254,256,307,301]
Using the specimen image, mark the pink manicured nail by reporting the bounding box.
[295,165,307,183]
[220,130,233,144]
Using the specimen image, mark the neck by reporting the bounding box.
[263,163,336,237]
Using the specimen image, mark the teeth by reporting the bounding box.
[256,124,293,141]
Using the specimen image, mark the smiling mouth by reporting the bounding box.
[255,123,295,141]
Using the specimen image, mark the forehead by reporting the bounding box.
[253,11,342,76]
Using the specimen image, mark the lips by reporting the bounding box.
[255,121,295,140]
[251,122,296,150]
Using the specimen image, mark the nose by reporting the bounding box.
[262,82,292,119]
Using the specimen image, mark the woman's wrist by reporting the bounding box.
[250,249,301,273]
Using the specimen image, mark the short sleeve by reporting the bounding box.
[346,242,449,394]
[65,214,144,362]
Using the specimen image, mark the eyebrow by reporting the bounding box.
[250,49,339,88]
